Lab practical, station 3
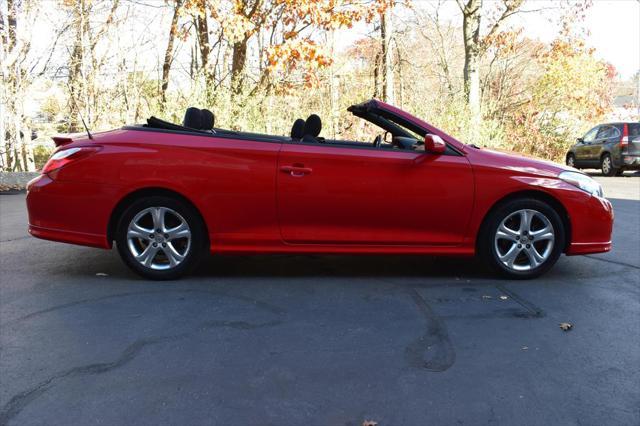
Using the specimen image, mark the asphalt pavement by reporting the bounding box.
[1,174,639,426]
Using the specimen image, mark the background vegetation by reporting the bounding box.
[1,0,636,172]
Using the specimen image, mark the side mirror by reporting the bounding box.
[576,137,584,144]
[424,134,446,154]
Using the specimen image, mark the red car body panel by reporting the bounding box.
[26,100,613,258]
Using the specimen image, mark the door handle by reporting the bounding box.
[280,165,312,177]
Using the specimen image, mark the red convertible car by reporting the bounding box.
[26,100,613,280]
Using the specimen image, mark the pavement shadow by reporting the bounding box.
[192,253,495,280]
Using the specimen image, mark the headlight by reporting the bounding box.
[559,171,603,197]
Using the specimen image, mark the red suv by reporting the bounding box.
[566,122,640,176]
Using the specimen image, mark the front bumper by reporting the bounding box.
[565,194,613,255]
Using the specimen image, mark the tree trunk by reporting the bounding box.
[329,30,338,139]
[161,0,183,110]
[462,0,482,126]
[68,0,87,133]
[195,2,214,102]
[2,0,18,171]
[231,39,248,95]
[380,7,394,104]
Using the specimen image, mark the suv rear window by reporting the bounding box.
[628,123,640,138]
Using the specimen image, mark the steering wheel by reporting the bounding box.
[373,135,382,148]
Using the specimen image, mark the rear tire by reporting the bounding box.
[479,198,565,279]
[566,153,576,168]
[115,196,206,280]
[601,154,617,177]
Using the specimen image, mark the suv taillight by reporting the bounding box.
[620,123,629,149]
[42,146,100,174]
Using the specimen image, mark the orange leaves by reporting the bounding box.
[483,29,523,55]
[267,39,332,73]
[266,38,332,90]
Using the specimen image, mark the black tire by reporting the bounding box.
[566,153,576,168]
[115,196,206,280]
[600,153,617,177]
[616,169,624,176]
[478,198,565,279]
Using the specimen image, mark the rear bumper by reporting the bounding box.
[28,224,107,248]
[26,174,114,249]
[620,155,640,169]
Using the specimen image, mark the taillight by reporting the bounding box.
[42,146,100,174]
[620,123,629,149]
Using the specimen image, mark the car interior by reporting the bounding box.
[142,104,435,152]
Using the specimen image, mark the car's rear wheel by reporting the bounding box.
[479,198,565,279]
[566,153,576,168]
[601,154,617,177]
[115,196,206,280]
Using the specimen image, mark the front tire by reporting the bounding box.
[115,196,206,280]
[479,198,565,279]
[601,154,617,177]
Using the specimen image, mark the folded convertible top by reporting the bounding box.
[145,116,208,133]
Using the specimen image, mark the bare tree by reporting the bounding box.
[456,0,524,125]
[380,5,394,104]
[161,0,184,110]
[1,0,37,171]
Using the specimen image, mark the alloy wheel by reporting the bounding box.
[567,155,575,167]
[602,156,611,175]
[126,206,191,270]
[494,209,555,272]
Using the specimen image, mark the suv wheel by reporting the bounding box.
[566,153,576,168]
[479,198,565,279]
[115,196,206,280]
[601,154,618,177]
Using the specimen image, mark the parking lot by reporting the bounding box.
[1,174,638,426]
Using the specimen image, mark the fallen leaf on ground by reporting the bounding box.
[95,273,109,277]
[362,421,378,426]
[559,322,573,331]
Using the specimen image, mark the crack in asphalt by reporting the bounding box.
[495,285,544,318]
[0,236,30,243]
[404,287,456,372]
[584,255,640,270]
[2,288,285,328]
[0,335,181,426]
[0,291,286,426]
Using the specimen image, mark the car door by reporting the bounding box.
[592,125,618,163]
[276,143,474,246]
[575,126,598,164]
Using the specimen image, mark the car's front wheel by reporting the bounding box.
[479,198,565,279]
[115,196,206,280]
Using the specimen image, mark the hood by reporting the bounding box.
[467,147,572,177]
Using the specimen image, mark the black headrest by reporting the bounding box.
[291,118,305,139]
[201,109,214,130]
[304,114,321,137]
[183,107,202,130]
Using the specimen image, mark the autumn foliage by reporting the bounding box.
[0,0,625,171]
